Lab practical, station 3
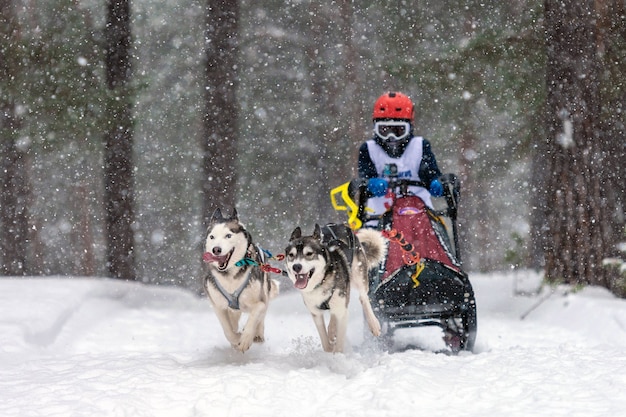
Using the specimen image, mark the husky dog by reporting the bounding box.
[202,208,279,352]
[284,223,387,353]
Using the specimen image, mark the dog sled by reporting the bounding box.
[330,173,477,353]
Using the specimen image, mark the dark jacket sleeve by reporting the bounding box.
[419,139,442,186]
[358,142,378,179]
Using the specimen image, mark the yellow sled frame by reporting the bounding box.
[330,181,362,230]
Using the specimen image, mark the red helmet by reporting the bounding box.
[372,92,414,121]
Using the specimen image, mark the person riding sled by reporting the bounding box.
[357,91,444,227]
[330,92,476,353]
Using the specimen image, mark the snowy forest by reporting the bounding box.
[1,0,625,294]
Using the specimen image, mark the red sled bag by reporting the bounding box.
[382,195,461,281]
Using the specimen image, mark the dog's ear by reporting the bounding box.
[231,207,239,221]
[211,208,224,222]
[290,227,302,241]
[313,224,321,240]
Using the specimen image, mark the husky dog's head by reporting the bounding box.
[284,224,328,291]
[203,208,251,272]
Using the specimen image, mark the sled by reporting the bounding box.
[330,174,477,353]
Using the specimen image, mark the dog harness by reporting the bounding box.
[315,227,351,311]
[210,274,251,310]
[314,276,336,311]
[209,245,265,310]
[320,224,359,264]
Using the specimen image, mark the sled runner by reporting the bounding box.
[330,174,477,353]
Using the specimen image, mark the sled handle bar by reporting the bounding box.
[385,178,427,196]
[387,179,425,187]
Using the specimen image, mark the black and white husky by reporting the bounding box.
[284,224,387,353]
[202,208,279,352]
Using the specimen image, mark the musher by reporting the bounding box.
[357,91,444,226]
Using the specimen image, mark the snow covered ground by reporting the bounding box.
[2,270,626,417]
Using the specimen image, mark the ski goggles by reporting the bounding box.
[374,121,411,141]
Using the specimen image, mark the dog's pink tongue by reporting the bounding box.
[294,274,309,289]
[203,252,220,263]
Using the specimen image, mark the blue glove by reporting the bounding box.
[429,179,443,197]
[367,178,388,197]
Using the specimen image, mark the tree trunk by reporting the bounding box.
[202,0,239,226]
[72,184,95,276]
[340,0,360,178]
[596,0,626,262]
[301,1,334,220]
[104,0,135,279]
[0,0,30,276]
[528,128,550,270]
[543,0,613,287]
[0,110,29,276]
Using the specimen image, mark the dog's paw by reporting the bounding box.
[236,334,255,352]
[253,335,265,343]
[236,341,252,353]
[227,332,242,348]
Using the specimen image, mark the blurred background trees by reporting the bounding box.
[1,0,29,276]
[1,0,108,275]
[0,0,624,294]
